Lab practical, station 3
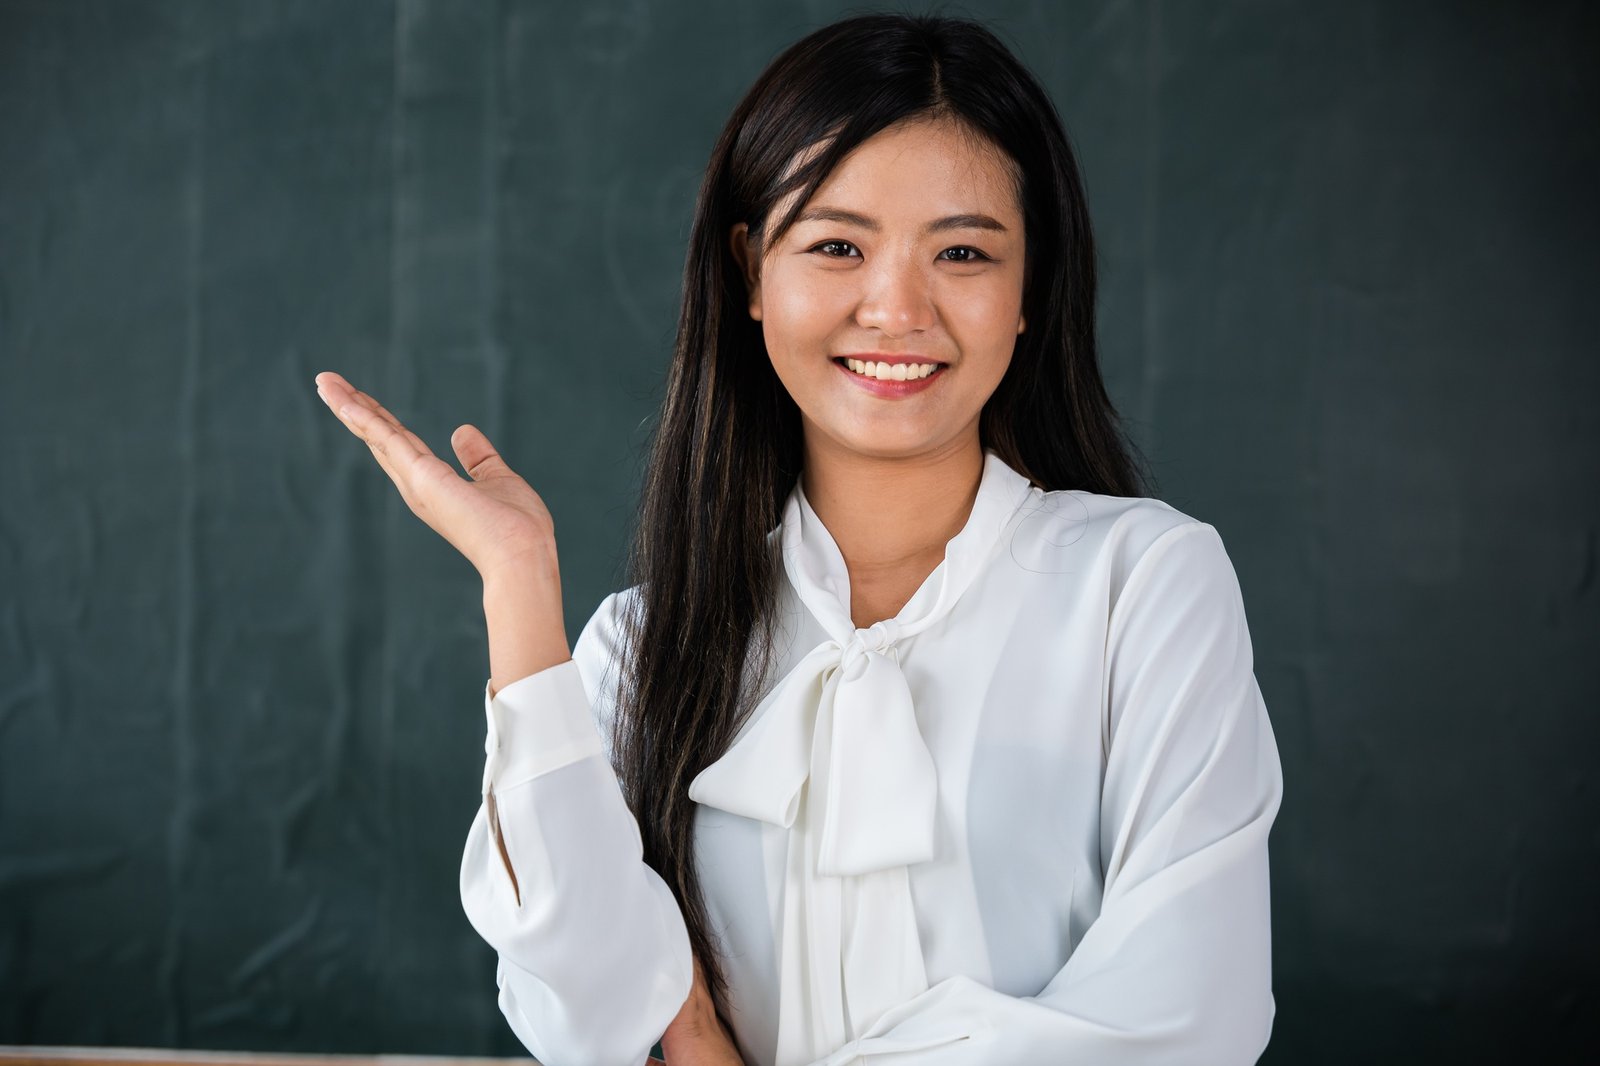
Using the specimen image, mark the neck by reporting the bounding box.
[799,429,986,586]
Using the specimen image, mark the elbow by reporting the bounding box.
[455,768,696,1062]
[1186,986,1275,1065]
[458,801,549,951]
[494,939,692,1066]
[460,829,694,1065]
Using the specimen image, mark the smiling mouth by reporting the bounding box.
[831,356,948,381]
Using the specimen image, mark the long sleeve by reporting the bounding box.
[802,520,1284,1066]
[459,589,694,1066]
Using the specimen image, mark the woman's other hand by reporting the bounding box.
[658,954,744,1064]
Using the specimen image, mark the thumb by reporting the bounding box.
[451,424,513,481]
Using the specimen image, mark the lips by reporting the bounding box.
[831,355,947,395]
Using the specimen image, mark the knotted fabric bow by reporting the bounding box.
[688,450,1034,1066]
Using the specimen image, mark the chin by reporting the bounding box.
[819,424,950,460]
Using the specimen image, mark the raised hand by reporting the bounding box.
[315,370,571,691]
[314,371,558,580]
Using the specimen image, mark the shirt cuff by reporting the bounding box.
[481,658,606,794]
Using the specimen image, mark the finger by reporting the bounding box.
[346,417,456,523]
[360,431,430,512]
[318,374,435,460]
[336,400,429,477]
[450,423,516,481]
[315,373,352,414]
[319,375,465,522]
[332,402,423,502]
[692,953,712,994]
[316,375,372,432]
[315,371,362,414]
[347,386,436,458]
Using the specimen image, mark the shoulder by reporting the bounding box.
[1008,487,1228,604]
[1033,494,1251,665]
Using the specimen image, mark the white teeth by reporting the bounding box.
[844,358,940,380]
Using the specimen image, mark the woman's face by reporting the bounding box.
[730,116,1027,463]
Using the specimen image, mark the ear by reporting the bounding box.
[1016,311,1026,335]
[729,222,763,321]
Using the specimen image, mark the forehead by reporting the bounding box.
[776,117,1022,226]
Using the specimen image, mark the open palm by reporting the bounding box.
[314,371,557,579]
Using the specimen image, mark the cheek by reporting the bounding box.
[762,274,845,353]
[945,284,1024,359]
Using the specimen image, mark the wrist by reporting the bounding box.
[481,547,561,597]
[481,569,571,696]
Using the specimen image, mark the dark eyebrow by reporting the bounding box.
[793,206,1010,235]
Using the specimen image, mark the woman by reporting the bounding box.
[315,12,1281,1066]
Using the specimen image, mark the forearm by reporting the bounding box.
[482,555,570,697]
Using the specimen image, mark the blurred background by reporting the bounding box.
[1,1,1595,1062]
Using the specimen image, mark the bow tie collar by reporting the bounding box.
[688,450,1034,1064]
[687,616,936,876]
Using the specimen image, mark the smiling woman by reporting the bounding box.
[730,116,1027,463]
[319,10,1282,1066]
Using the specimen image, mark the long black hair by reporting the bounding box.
[608,11,1151,1030]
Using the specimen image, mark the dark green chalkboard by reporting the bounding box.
[1,1,1595,1061]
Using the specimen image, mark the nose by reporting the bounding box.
[854,252,936,337]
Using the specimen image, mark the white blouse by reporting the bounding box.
[459,449,1283,1066]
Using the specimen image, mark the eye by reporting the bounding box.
[805,241,993,263]
[809,240,860,258]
